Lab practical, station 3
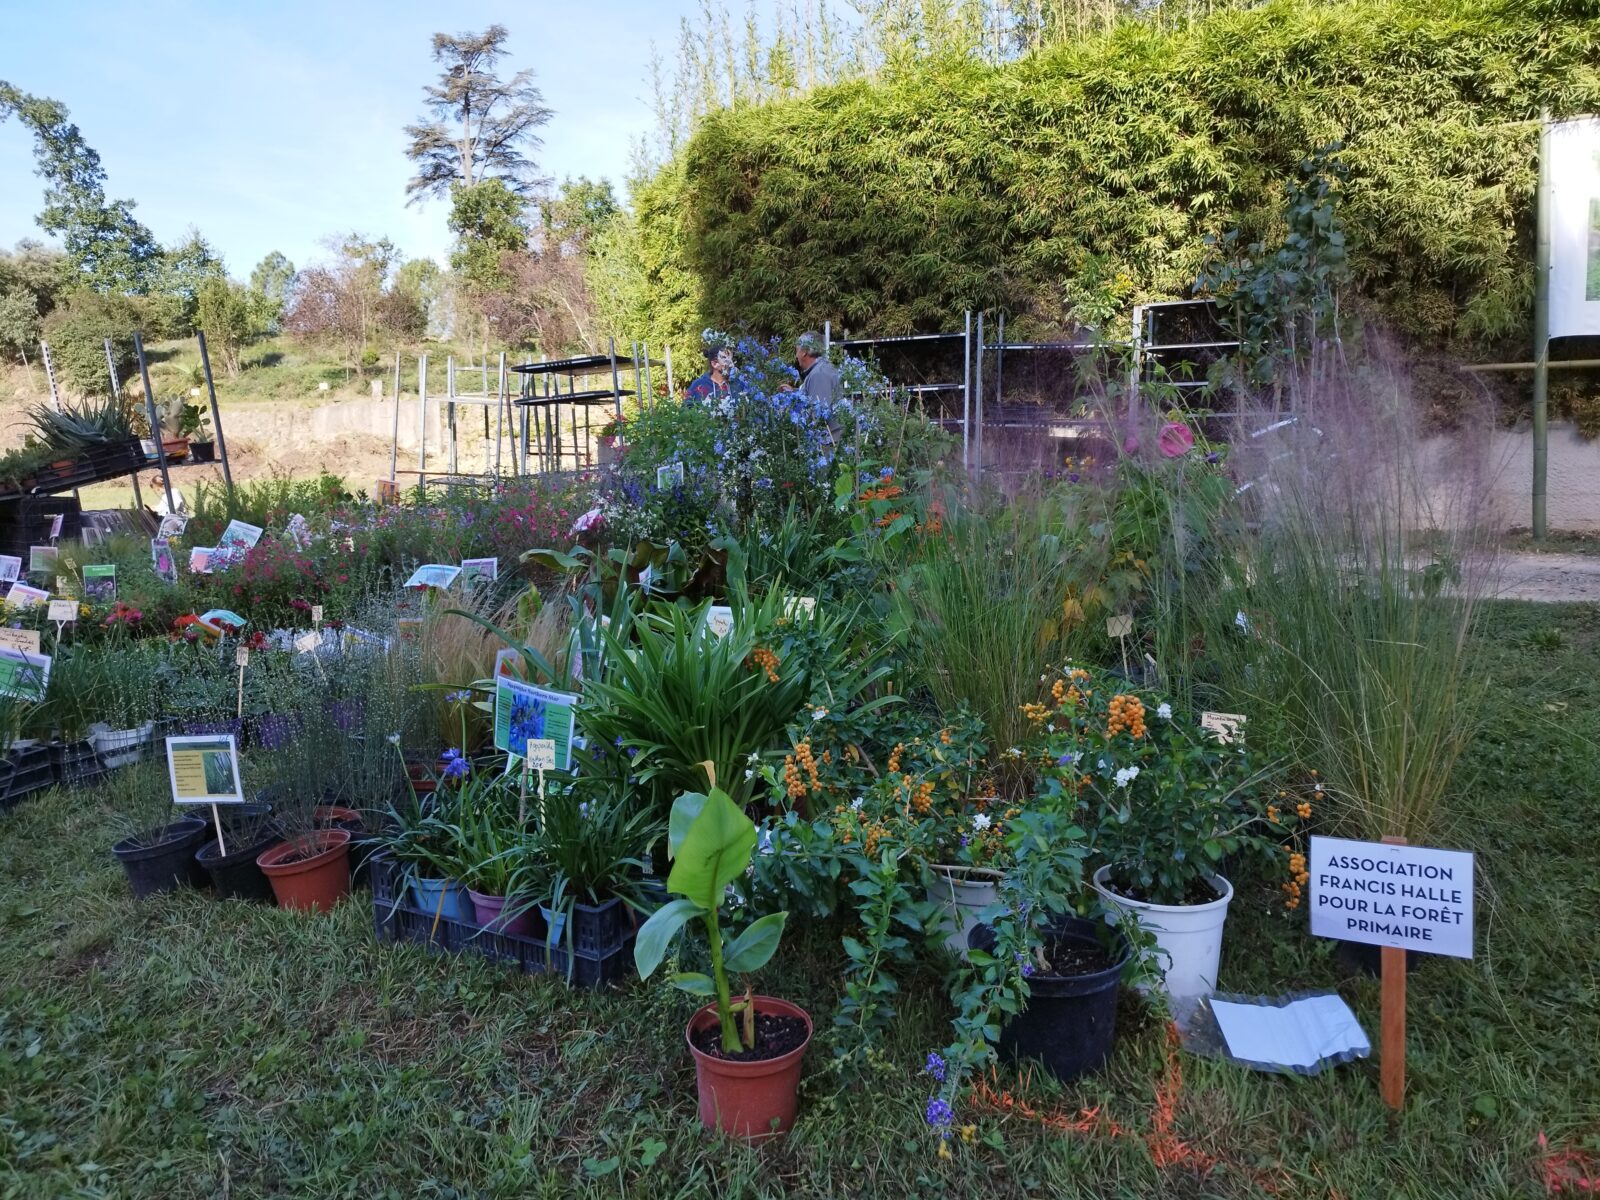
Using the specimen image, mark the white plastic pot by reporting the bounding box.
[1092,863,1233,999]
[90,720,155,768]
[926,865,999,957]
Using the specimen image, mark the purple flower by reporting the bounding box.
[440,748,470,781]
[925,1096,954,1130]
[925,1051,946,1082]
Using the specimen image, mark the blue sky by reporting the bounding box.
[0,0,694,277]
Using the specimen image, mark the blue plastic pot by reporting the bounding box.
[411,875,474,923]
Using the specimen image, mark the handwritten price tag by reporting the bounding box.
[47,599,76,623]
[1200,712,1247,745]
[235,645,250,667]
[525,739,556,770]
[1106,614,1133,638]
[311,605,323,624]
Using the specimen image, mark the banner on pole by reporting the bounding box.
[1549,116,1600,339]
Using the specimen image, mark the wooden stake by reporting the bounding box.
[1380,833,1407,1110]
[211,804,226,856]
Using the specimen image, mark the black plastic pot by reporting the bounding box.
[195,831,282,902]
[112,818,208,899]
[189,440,215,464]
[975,917,1131,1083]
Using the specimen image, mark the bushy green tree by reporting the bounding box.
[0,240,68,362]
[146,230,226,336]
[39,291,142,397]
[0,82,162,294]
[247,250,296,334]
[195,277,253,376]
[448,178,528,293]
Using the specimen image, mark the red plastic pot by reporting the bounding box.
[256,829,351,912]
[313,804,364,833]
[686,995,812,1140]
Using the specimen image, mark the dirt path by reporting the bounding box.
[1493,552,1600,603]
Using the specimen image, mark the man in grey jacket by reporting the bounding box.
[792,330,841,403]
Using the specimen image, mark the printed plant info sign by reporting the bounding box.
[1309,836,1474,959]
[165,735,245,805]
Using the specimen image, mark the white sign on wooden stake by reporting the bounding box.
[1309,836,1474,959]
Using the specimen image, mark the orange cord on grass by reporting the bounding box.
[1540,1132,1600,1194]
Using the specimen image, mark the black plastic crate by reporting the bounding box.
[0,743,55,810]
[571,896,633,957]
[50,739,106,789]
[370,854,634,989]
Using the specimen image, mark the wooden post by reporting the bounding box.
[1380,833,1407,1110]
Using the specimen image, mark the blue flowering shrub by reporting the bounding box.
[600,331,951,552]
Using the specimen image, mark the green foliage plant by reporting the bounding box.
[634,782,789,1054]
[1036,667,1294,906]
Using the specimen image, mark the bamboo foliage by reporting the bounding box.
[622,0,1598,356]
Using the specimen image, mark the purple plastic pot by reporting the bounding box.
[466,888,539,936]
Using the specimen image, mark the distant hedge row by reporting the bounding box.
[641,0,1600,356]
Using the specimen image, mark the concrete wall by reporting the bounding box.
[220,398,445,451]
[1451,422,1600,533]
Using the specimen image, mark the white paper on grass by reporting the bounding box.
[1209,994,1369,1072]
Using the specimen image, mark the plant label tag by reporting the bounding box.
[525,739,556,770]
[1308,836,1474,959]
[235,645,250,667]
[656,460,685,490]
[1200,711,1246,744]
[294,631,320,653]
[311,605,323,625]
[47,599,76,624]
[706,606,734,638]
[1106,613,1133,638]
[48,514,62,541]
[0,628,41,654]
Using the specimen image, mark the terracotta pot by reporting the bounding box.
[256,829,352,912]
[313,804,364,833]
[686,995,812,1140]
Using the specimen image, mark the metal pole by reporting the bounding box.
[495,352,506,476]
[974,312,985,481]
[103,338,121,399]
[446,356,458,476]
[1129,303,1145,402]
[664,344,674,399]
[195,330,235,496]
[133,332,175,514]
[608,338,622,422]
[418,353,428,482]
[389,353,401,481]
[824,320,830,354]
[106,337,145,512]
[38,341,61,411]
[1533,114,1552,540]
[962,311,972,472]
[996,312,1005,408]
[642,342,653,413]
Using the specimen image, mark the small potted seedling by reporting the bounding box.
[635,773,809,1140]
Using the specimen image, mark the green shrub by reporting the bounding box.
[39,290,143,397]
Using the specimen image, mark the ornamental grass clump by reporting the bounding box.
[1211,358,1497,843]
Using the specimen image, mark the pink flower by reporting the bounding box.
[1158,422,1195,458]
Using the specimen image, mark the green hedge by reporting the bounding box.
[650,0,1600,355]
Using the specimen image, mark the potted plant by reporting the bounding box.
[635,780,808,1140]
[449,781,542,936]
[530,782,659,958]
[195,801,282,903]
[181,403,214,463]
[1037,669,1298,999]
[154,395,191,460]
[255,788,353,913]
[109,763,209,899]
[375,775,476,924]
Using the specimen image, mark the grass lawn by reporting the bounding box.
[2,601,1597,1199]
